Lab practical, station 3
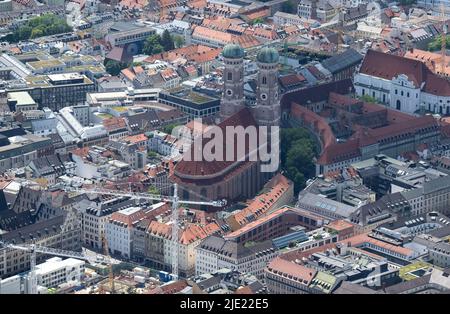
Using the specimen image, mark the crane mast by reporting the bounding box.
[2,184,225,293]
[102,236,115,294]
[0,241,114,294]
[64,184,226,281]
[28,245,37,295]
[171,184,179,279]
[64,186,226,208]
[442,3,447,75]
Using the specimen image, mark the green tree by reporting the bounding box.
[252,17,264,25]
[148,186,160,194]
[287,167,306,192]
[147,151,158,159]
[285,140,315,178]
[143,34,162,55]
[30,28,44,39]
[281,0,296,14]
[163,123,181,135]
[17,26,32,41]
[9,14,71,43]
[161,30,175,51]
[358,95,377,103]
[104,60,128,76]
[280,128,316,165]
[280,128,317,193]
[428,35,450,52]
[152,44,164,54]
[173,35,185,48]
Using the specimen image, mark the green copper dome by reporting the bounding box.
[257,47,279,63]
[222,44,245,59]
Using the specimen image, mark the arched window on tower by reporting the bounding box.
[262,76,267,85]
[227,72,232,81]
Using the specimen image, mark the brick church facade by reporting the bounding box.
[170,44,281,208]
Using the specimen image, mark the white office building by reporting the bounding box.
[0,257,85,294]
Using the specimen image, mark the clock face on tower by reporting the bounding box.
[260,93,267,100]
[226,89,233,96]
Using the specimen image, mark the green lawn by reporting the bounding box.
[97,113,113,119]
[112,106,128,112]
[399,261,433,281]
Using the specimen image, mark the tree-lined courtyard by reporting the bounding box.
[280,128,318,193]
[7,14,72,43]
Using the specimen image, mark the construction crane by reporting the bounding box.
[102,236,115,294]
[64,183,226,280]
[442,3,448,76]
[0,241,114,294]
[171,184,180,279]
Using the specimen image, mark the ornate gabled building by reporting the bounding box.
[0,189,82,278]
[354,49,450,115]
[171,44,281,208]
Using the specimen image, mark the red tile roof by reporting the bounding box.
[279,74,306,88]
[225,206,322,240]
[144,44,221,64]
[147,220,220,245]
[360,50,450,96]
[160,67,179,80]
[192,26,234,43]
[290,103,336,149]
[156,109,186,123]
[174,108,257,178]
[188,0,206,9]
[124,133,148,144]
[110,208,146,227]
[241,7,270,21]
[266,257,317,285]
[316,138,361,165]
[317,111,438,166]
[235,34,261,49]
[281,79,354,112]
[231,174,292,226]
[102,117,127,132]
[119,0,146,9]
[247,27,278,40]
[281,232,414,263]
[121,68,136,81]
[440,119,450,138]
[326,220,354,232]
[350,115,439,144]
[201,16,239,32]
[70,147,90,158]
[147,280,188,294]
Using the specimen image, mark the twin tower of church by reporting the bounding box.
[219,44,281,128]
[171,44,282,206]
